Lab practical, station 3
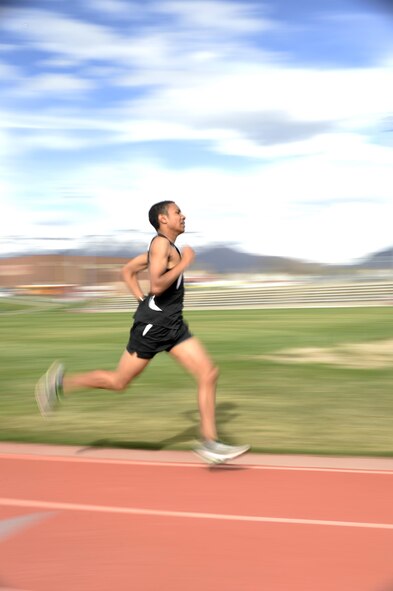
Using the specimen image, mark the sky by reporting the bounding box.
[1,0,393,264]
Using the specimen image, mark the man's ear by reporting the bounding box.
[158,212,168,226]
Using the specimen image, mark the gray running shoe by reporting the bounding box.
[194,440,250,464]
[35,360,64,417]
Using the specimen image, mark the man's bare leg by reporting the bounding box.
[35,351,149,416]
[170,336,250,463]
[169,336,218,441]
[63,350,150,394]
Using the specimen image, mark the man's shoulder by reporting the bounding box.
[150,234,170,246]
[149,235,171,256]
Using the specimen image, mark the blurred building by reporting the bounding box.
[0,253,392,308]
[0,254,144,294]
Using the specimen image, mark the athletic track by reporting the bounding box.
[1,442,393,591]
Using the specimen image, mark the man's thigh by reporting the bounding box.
[116,350,151,382]
[169,336,216,378]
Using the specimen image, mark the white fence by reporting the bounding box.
[82,281,393,312]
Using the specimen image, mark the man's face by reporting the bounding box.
[162,203,186,234]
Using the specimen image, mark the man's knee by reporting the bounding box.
[211,365,219,382]
[200,364,219,384]
[112,376,129,392]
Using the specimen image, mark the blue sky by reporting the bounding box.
[1,0,393,263]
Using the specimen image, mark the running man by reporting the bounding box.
[35,201,249,464]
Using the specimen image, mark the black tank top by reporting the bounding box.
[133,233,185,328]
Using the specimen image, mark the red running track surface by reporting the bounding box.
[1,446,393,591]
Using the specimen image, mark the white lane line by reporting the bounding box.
[1,497,393,530]
[1,452,393,475]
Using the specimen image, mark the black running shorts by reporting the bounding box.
[126,320,192,359]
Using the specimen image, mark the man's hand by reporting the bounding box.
[122,252,148,302]
[181,246,195,267]
[149,240,195,296]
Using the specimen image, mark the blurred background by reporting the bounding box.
[1,0,393,457]
[0,0,392,303]
[2,7,393,590]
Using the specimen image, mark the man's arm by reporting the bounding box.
[149,237,194,296]
[122,252,148,302]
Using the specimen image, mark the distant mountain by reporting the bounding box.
[194,245,327,274]
[68,240,393,273]
[70,242,329,274]
[194,244,393,274]
[357,247,393,270]
[2,240,392,275]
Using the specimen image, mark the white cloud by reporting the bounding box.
[39,57,83,69]
[0,127,9,157]
[4,58,392,157]
[123,64,393,131]
[0,1,279,83]
[1,1,392,263]
[19,133,94,151]
[0,188,36,253]
[0,61,20,79]
[0,43,17,52]
[11,73,95,97]
[155,0,274,33]
[22,148,387,264]
[1,8,172,65]
[7,58,378,162]
[2,147,392,262]
[86,0,133,15]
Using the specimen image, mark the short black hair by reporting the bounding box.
[148,201,175,230]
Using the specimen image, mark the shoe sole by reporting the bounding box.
[35,361,63,418]
[194,446,250,465]
[50,361,65,401]
[35,375,50,418]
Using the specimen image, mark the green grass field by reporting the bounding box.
[1,300,393,456]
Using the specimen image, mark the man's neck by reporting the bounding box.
[158,229,177,243]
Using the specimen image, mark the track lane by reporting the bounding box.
[1,451,393,591]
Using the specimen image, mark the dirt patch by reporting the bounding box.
[258,339,393,369]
